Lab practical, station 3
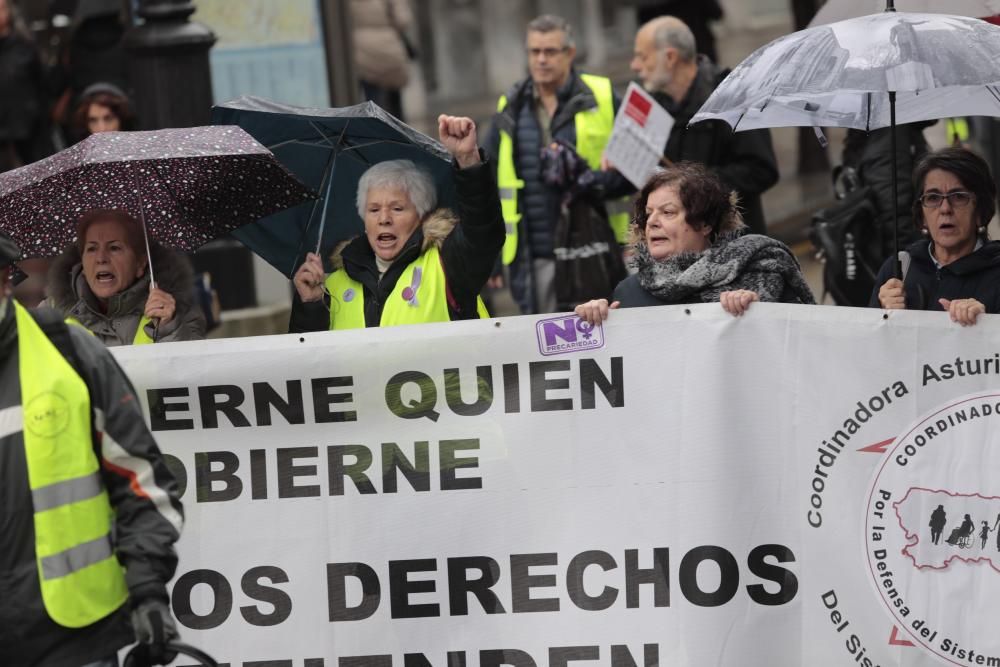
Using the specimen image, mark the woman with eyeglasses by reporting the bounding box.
[871,147,1000,326]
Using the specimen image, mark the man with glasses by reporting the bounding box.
[630,16,778,236]
[486,14,631,315]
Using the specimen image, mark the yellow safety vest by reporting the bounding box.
[324,246,489,329]
[133,315,154,345]
[496,73,631,265]
[15,301,128,628]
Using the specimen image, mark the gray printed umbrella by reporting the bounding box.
[0,125,315,265]
[690,8,1000,272]
[809,0,1000,26]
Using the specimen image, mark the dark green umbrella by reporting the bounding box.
[210,96,456,277]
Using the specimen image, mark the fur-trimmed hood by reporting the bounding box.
[329,207,459,270]
[47,241,197,314]
[44,241,204,345]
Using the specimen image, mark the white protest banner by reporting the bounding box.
[112,304,1000,667]
[603,83,673,189]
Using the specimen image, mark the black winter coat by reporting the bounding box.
[842,123,932,259]
[289,157,504,331]
[0,304,183,667]
[656,57,778,235]
[868,239,1000,312]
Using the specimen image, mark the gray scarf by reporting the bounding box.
[633,232,816,305]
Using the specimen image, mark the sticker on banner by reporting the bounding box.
[535,314,605,356]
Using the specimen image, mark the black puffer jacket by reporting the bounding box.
[868,238,1000,312]
[656,57,778,235]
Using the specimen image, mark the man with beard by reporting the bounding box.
[630,16,778,235]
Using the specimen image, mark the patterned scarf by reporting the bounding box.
[632,232,816,305]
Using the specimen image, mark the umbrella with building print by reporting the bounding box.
[809,0,1000,26]
[690,5,1000,273]
[0,125,315,284]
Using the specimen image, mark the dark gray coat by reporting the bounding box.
[45,243,206,346]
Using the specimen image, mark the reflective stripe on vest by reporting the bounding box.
[15,301,128,628]
[496,95,525,265]
[495,74,631,265]
[324,247,489,330]
[133,315,154,345]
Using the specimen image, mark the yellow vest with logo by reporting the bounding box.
[14,301,128,628]
[496,73,631,265]
[324,246,488,329]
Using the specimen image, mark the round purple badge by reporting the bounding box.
[401,287,415,302]
[343,288,355,302]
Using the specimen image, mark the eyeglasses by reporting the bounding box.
[919,191,975,208]
[527,47,568,59]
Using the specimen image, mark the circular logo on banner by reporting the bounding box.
[864,393,1000,665]
[24,391,71,437]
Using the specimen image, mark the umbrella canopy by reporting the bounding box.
[691,12,1000,132]
[210,96,456,277]
[0,125,315,262]
[810,0,1000,27]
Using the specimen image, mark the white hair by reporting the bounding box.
[356,160,437,219]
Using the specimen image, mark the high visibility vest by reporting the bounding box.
[945,118,970,144]
[14,301,128,628]
[324,247,489,329]
[133,315,154,345]
[496,73,631,265]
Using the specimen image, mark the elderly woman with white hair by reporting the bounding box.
[290,115,504,331]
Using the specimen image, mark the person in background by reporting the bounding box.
[45,209,206,345]
[351,0,414,120]
[871,147,1000,326]
[0,0,56,171]
[290,114,503,330]
[630,16,778,236]
[575,162,814,325]
[485,14,632,315]
[0,229,184,666]
[70,81,135,142]
[636,0,723,64]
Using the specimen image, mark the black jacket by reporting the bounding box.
[656,57,778,235]
[842,123,932,259]
[868,239,1000,312]
[485,70,631,313]
[0,303,183,667]
[290,157,504,331]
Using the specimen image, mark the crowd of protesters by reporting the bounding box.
[2,3,997,337]
[4,3,1000,666]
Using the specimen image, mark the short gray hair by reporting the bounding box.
[649,17,696,63]
[527,14,575,49]
[356,160,437,219]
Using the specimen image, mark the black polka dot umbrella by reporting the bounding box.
[0,125,316,262]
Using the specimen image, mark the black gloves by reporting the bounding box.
[130,598,180,665]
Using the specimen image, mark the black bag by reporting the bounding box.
[553,198,627,311]
[808,182,882,307]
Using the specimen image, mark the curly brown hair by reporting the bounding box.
[71,91,136,140]
[630,162,744,245]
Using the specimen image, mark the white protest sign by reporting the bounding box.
[111,304,1000,667]
[604,83,674,189]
